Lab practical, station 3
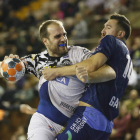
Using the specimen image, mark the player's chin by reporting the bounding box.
[59,46,67,51]
[59,49,68,55]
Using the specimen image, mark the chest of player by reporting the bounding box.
[36,55,73,78]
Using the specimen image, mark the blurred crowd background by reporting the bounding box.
[0,0,140,140]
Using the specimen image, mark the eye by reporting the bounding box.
[55,35,61,38]
[63,33,67,36]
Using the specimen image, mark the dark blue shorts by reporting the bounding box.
[56,106,113,140]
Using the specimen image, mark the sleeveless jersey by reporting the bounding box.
[22,46,92,125]
[80,35,133,121]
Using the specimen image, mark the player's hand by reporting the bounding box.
[42,67,58,81]
[76,66,89,83]
[4,54,19,60]
[19,104,36,115]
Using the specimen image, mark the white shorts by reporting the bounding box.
[27,112,63,140]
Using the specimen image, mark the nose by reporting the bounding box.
[61,35,66,42]
[101,28,105,34]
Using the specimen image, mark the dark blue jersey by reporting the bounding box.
[80,35,133,121]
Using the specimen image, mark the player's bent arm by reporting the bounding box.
[43,53,107,81]
[57,53,107,76]
[88,64,116,83]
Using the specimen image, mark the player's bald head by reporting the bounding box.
[39,20,63,41]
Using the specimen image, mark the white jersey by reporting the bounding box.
[24,46,92,140]
[23,46,92,123]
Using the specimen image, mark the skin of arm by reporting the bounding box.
[20,104,37,115]
[76,64,116,83]
[43,53,108,80]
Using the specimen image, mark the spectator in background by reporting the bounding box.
[25,27,44,54]
[0,85,4,97]
[2,82,19,104]
[22,10,37,30]
[123,89,140,112]
[133,128,140,140]
[0,45,6,61]
[0,82,36,115]
[128,69,138,87]
[131,37,140,60]
[5,26,18,45]
[59,0,69,16]
[71,12,88,45]
[14,81,35,103]
[110,104,131,140]
[125,107,140,140]
[85,0,104,13]
[16,30,28,57]
[78,1,91,17]
[60,0,80,17]
[63,17,75,38]
[50,7,64,20]
[11,126,27,140]
[0,9,4,31]
[4,10,21,29]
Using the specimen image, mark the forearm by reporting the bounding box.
[88,65,116,83]
[57,56,98,77]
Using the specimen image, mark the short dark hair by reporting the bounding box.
[110,13,131,40]
[39,20,63,41]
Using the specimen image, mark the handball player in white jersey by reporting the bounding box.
[0,20,116,140]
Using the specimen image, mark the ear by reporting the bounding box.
[117,31,125,39]
[42,38,49,46]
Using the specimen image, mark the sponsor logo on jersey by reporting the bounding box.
[95,46,102,52]
[61,59,72,66]
[60,101,76,113]
[48,125,57,135]
[109,96,119,108]
[70,117,86,133]
[55,77,69,86]
[59,125,67,134]
[83,48,89,54]
[65,130,72,140]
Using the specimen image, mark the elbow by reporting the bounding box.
[109,66,116,80]
[112,71,116,80]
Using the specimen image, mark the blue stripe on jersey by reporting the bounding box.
[37,81,69,126]
[82,107,113,133]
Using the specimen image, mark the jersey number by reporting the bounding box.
[123,55,133,80]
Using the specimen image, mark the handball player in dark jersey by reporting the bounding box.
[43,13,132,140]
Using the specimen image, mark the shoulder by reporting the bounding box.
[38,50,48,56]
[68,45,90,52]
[101,35,116,44]
[34,50,48,59]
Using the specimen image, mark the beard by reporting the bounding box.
[48,45,68,57]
